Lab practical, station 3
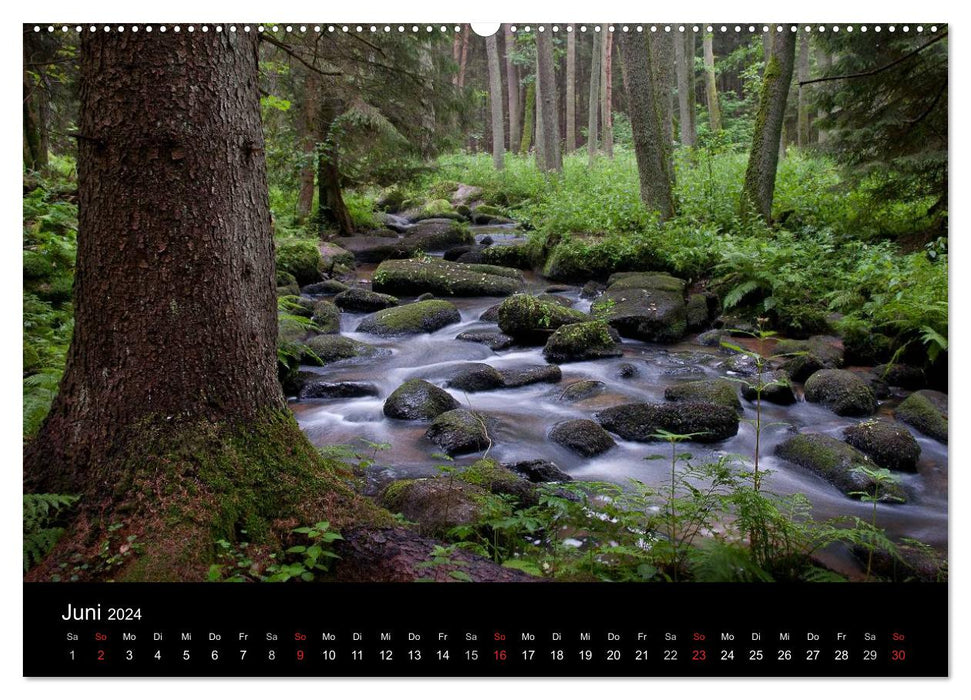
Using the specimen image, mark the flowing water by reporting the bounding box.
[291,237,948,557]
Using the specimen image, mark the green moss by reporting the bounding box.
[664,379,741,412]
[607,271,686,293]
[302,335,384,365]
[311,300,341,334]
[542,320,621,363]
[357,300,461,336]
[371,259,522,297]
[804,369,877,416]
[276,238,323,286]
[480,242,541,270]
[422,198,457,217]
[895,390,948,443]
[497,294,590,341]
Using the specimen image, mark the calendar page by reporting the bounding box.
[21,14,948,679]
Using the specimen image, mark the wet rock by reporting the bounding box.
[665,378,741,412]
[804,369,877,416]
[719,353,759,376]
[303,335,388,366]
[372,259,522,297]
[873,363,926,390]
[276,238,323,285]
[480,243,538,270]
[549,419,616,457]
[411,200,464,221]
[500,364,562,388]
[895,389,948,444]
[311,300,341,334]
[478,235,493,246]
[497,294,590,343]
[545,284,575,294]
[853,542,948,583]
[379,478,486,535]
[775,433,907,502]
[697,329,727,348]
[592,273,688,344]
[415,293,435,302]
[841,326,894,366]
[776,336,844,382]
[458,459,537,506]
[443,244,486,262]
[333,288,399,313]
[558,380,607,402]
[606,271,686,293]
[713,315,756,336]
[276,270,300,296]
[740,370,797,405]
[298,381,381,400]
[339,235,417,263]
[301,279,350,295]
[279,294,315,318]
[282,370,321,398]
[357,300,461,337]
[506,459,573,483]
[446,363,505,392]
[404,218,473,251]
[479,304,501,322]
[543,321,623,364]
[450,184,484,207]
[686,293,711,331]
[455,329,515,351]
[318,241,355,274]
[616,362,640,379]
[536,293,575,308]
[580,281,604,299]
[425,409,492,456]
[383,379,460,421]
[843,419,921,472]
[597,402,740,443]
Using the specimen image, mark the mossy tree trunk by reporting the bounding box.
[316,99,355,237]
[675,29,697,148]
[587,30,601,166]
[703,30,722,132]
[649,30,676,183]
[520,79,535,154]
[796,31,811,147]
[23,30,52,173]
[536,26,562,172]
[741,27,797,222]
[600,25,613,159]
[618,29,675,221]
[23,29,383,582]
[486,33,505,170]
[504,25,521,152]
[296,69,318,224]
[566,25,577,151]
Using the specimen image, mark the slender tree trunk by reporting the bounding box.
[587,30,601,166]
[23,32,51,172]
[295,71,318,223]
[452,31,462,85]
[317,100,354,236]
[703,30,722,132]
[675,30,697,147]
[520,80,535,154]
[535,60,546,168]
[504,26,521,152]
[618,30,675,220]
[486,33,505,170]
[536,27,562,172]
[418,43,437,158]
[650,30,676,181]
[566,26,577,152]
[815,47,833,145]
[742,27,797,221]
[458,28,470,88]
[763,32,773,67]
[796,31,811,147]
[600,26,614,158]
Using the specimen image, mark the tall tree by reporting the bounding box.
[813,46,832,145]
[741,27,797,221]
[520,79,535,154]
[618,29,675,220]
[566,26,577,151]
[600,26,614,158]
[674,30,697,147]
[535,53,546,168]
[796,31,811,147]
[317,98,355,236]
[535,27,561,172]
[295,70,318,223]
[587,30,601,166]
[457,28,470,88]
[650,30,676,180]
[504,26,521,151]
[702,29,722,131]
[23,30,54,172]
[23,29,382,580]
[485,33,505,170]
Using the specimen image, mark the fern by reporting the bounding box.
[722,279,760,309]
[23,493,79,572]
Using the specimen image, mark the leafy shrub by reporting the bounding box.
[24,493,79,572]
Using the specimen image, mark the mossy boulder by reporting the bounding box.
[379,478,486,536]
[333,288,399,313]
[664,379,741,412]
[542,236,663,283]
[458,458,537,506]
[895,390,948,444]
[606,271,686,293]
[592,275,688,344]
[499,364,562,388]
[549,419,616,457]
[443,244,486,262]
[318,242,355,274]
[740,370,797,405]
[339,235,417,263]
[843,420,921,472]
[372,258,522,297]
[686,293,711,331]
[543,321,623,364]
[777,336,844,382]
[455,329,515,351]
[279,294,315,318]
[536,293,575,308]
[774,433,907,502]
[506,459,573,483]
[383,379,460,421]
[873,363,926,390]
[496,294,589,343]
[357,300,461,337]
[558,380,607,402]
[302,335,387,366]
[276,238,323,285]
[404,218,472,250]
[425,409,492,456]
[481,243,539,270]
[414,200,464,221]
[301,279,350,295]
[852,541,948,583]
[446,363,505,392]
[275,270,300,296]
[841,325,894,366]
[804,369,877,416]
[596,402,739,443]
[311,300,341,334]
[298,381,380,400]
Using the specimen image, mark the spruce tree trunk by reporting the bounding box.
[675,30,697,148]
[296,71,318,224]
[618,30,675,221]
[600,26,614,158]
[535,59,546,168]
[486,33,505,170]
[566,26,577,151]
[587,30,601,166]
[650,31,676,181]
[536,27,562,172]
[815,47,833,145]
[796,31,811,147]
[742,27,797,221]
[520,80,535,154]
[458,29,470,88]
[23,32,51,172]
[317,100,355,236]
[703,30,722,132]
[504,26,521,152]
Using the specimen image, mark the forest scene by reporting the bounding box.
[23,23,947,584]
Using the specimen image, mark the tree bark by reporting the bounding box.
[535,57,546,168]
[458,28,470,88]
[796,31,811,147]
[536,27,562,172]
[600,26,614,158]
[618,30,675,221]
[486,33,505,170]
[23,31,51,172]
[587,30,601,166]
[815,46,833,145]
[566,26,577,151]
[675,30,697,147]
[650,30,676,181]
[317,100,355,236]
[504,26,521,152]
[295,70,318,224]
[742,27,797,221]
[703,30,722,132]
[520,79,535,154]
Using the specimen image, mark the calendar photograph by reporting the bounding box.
[22,21,948,675]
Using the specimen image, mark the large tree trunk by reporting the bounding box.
[796,31,811,147]
[486,33,505,170]
[504,26,521,152]
[650,31,676,182]
[742,27,797,221]
[618,30,675,221]
[703,30,722,132]
[566,25,577,152]
[317,100,355,236]
[587,30,601,166]
[23,29,384,581]
[295,70,318,224]
[675,30,697,148]
[520,79,535,154]
[600,26,614,158]
[535,27,562,172]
